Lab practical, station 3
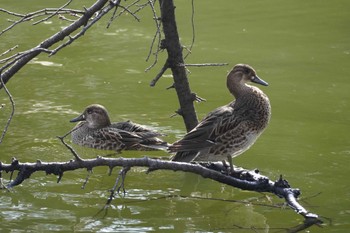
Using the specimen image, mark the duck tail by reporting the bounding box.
[140,142,170,151]
[170,151,198,162]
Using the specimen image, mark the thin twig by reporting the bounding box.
[58,123,81,139]
[0,8,25,17]
[132,0,149,15]
[1,0,112,87]
[0,10,28,35]
[149,59,168,86]
[0,45,19,58]
[81,169,93,189]
[57,135,83,161]
[179,63,229,67]
[0,73,15,144]
[106,0,142,28]
[107,5,119,28]
[57,124,85,161]
[0,8,85,36]
[0,52,24,65]
[32,0,73,25]
[0,48,53,72]
[145,0,162,71]
[183,0,195,60]
[49,1,118,56]
[192,93,206,102]
[117,1,141,21]
[57,14,76,22]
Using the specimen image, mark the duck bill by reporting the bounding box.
[252,75,268,86]
[70,114,85,123]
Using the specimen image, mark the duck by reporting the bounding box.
[169,64,271,169]
[69,104,169,151]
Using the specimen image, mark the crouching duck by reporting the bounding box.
[70,104,168,152]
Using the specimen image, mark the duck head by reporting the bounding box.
[70,104,111,129]
[226,64,268,96]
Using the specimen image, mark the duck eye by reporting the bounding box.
[243,68,250,75]
[87,109,93,114]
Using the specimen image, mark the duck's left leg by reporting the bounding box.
[227,155,235,173]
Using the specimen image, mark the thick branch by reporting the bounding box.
[0,157,320,223]
[159,0,198,131]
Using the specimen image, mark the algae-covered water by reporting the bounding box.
[0,0,349,232]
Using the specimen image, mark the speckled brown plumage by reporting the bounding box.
[169,64,271,164]
[70,104,168,152]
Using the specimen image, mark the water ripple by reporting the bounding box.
[29,58,62,67]
[21,100,79,115]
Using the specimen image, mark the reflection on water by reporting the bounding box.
[78,217,155,232]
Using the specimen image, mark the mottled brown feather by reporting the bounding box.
[170,64,271,162]
[70,104,168,151]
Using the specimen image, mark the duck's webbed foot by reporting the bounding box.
[222,155,237,175]
[221,160,231,175]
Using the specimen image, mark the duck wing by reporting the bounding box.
[170,100,259,152]
[111,120,164,137]
[169,105,235,153]
[83,127,150,150]
[111,121,169,150]
[109,128,169,151]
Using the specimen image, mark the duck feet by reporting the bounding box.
[223,155,238,176]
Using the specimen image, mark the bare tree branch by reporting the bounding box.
[0,47,52,70]
[183,0,195,60]
[107,0,142,28]
[0,73,15,144]
[0,0,111,88]
[57,136,83,162]
[0,7,85,35]
[48,0,123,56]
[0,156,322,225]
[145,0,163,72]
[0,8,25,18]
[0,45,18,58]
[179,63,229,67]
[149,59,169,86]
[32,0,74,25]
[158,0,198,131]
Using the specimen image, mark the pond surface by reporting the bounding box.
[1,0,349,232]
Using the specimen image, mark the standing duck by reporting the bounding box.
[70,104,168,151]
[169,64,271,168]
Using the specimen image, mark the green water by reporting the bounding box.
[1,0,349,232]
